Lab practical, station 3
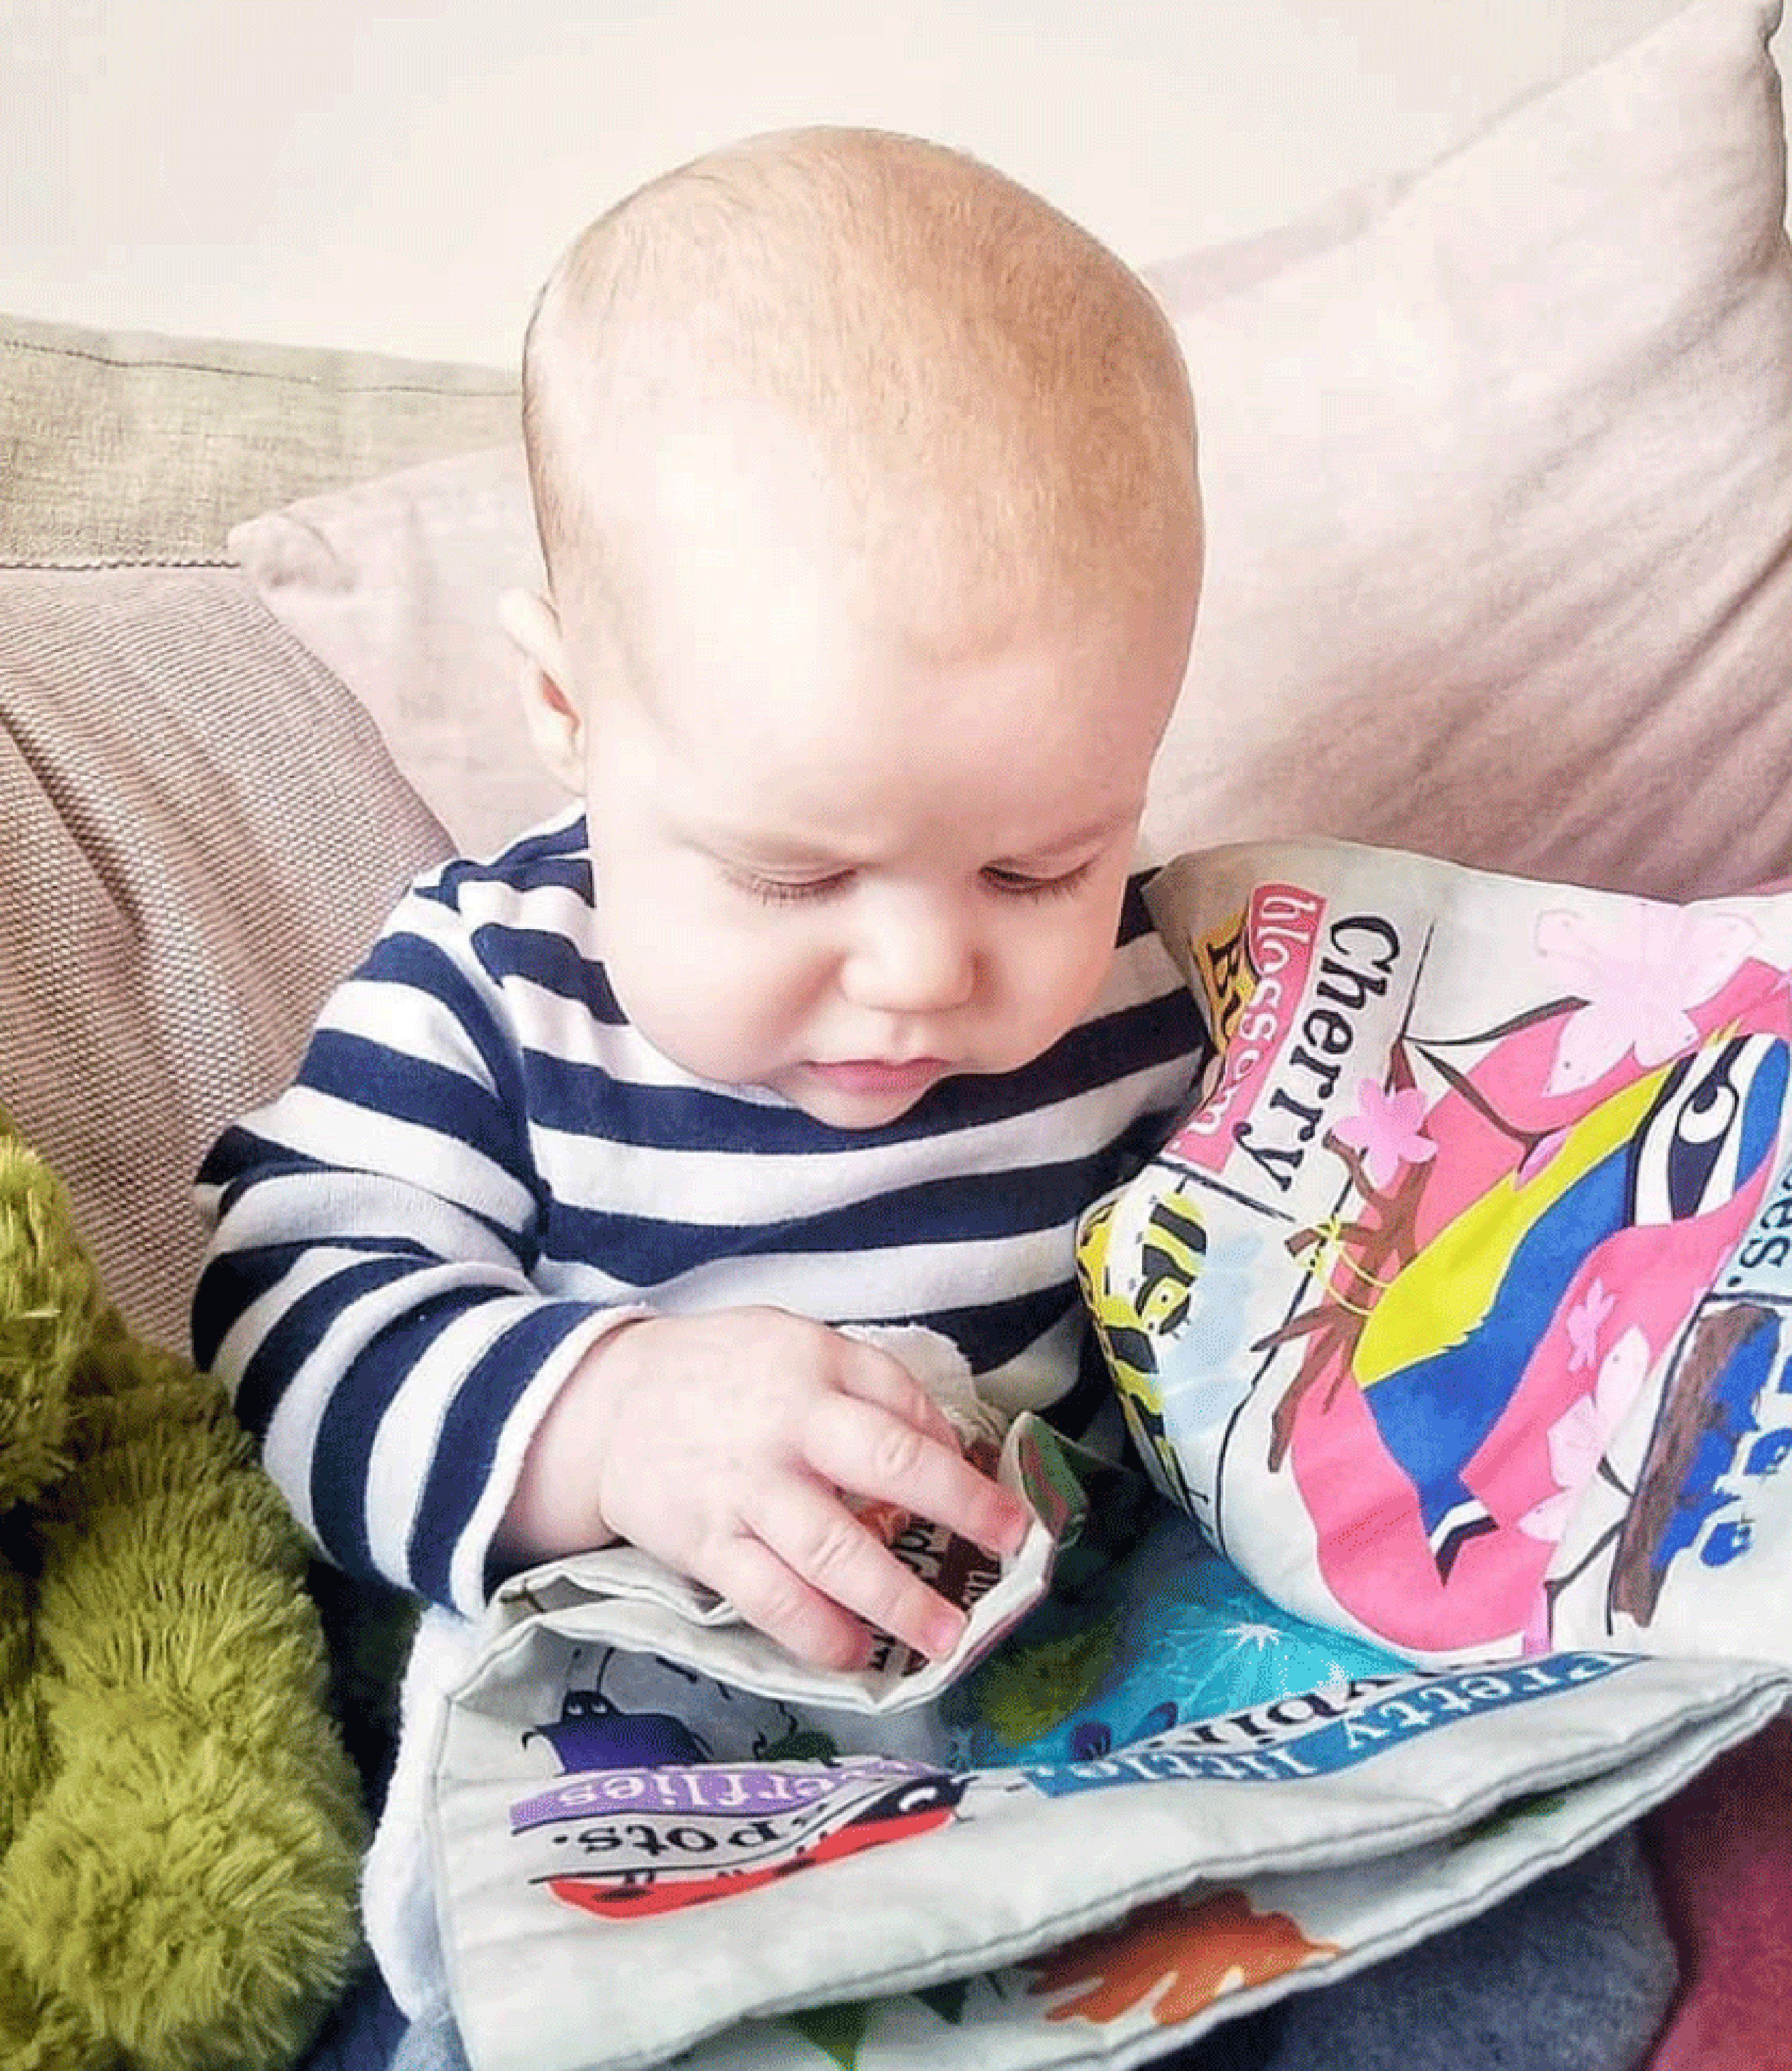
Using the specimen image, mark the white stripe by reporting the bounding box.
[318,977,500,1091]
[211,1167,524,1282]
[216,1242,397,1541]
[361,1295,539,1582]
[441,874,597,948]
[531,1052,1192,1227]
[212,1239,354,1419]
[361,1295,641,1588]
[450,1314,636,1614]
[258,1256,534,1556]
[980,1307,1088,1413]
[1105,922,1190,1004]
[243,1085,536,1233]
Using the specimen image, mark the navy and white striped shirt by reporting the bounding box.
[193,812,1207,1614]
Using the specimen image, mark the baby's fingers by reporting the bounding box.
[710,1530,883,1672]
[751,1478,968,1664]
[805,1393,1031,1563]
[825,1340,965,1455]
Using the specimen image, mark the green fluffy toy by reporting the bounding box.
[0,1108,368,2069]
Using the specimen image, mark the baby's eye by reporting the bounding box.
[982,861,1094,901]
[730,868,854,907]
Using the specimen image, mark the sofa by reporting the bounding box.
[2,0,1787,2063]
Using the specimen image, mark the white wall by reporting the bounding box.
[0,0,1730,365]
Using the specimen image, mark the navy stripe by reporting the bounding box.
[193,1233,433,1375]
[473,922,625,1020]
[923,1281,1082,1374]
[299,1031,528,1188]
[310,1280,516,1580]
[408,1301,597,1602]
[540,1138,1147,1288]
[524,1068,843,1155]
[519,988,1202,1153]
[1117,873,1156,943]
[416,822,592,909]
[233,1254,426,1442]
[194,1130,334,1230]
[202,1110,540,1273]
[357,933,534,1119]
[1049,1325,1117,1439]
[196,1122,331,1193]
[907,992,1203,1137]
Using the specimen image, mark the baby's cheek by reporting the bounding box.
[602,920,727,1068]
[656,930,824,1079]
[1029,911,1118,1032]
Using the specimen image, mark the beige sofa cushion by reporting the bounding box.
[0,314,501,1347]
[0,567,451,1350]
[0,313,517,567]
[1160,0,1792,897]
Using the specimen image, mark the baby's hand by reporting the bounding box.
[501,1308,1032,1671]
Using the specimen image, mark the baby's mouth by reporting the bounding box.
[804,1058,949,1096]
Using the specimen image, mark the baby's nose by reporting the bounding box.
[841,891,976,1012]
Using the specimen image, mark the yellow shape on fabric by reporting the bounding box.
[1352,1065,1669,1389]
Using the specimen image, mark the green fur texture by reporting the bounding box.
[0,1118,367,2069]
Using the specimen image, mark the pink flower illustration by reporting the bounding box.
[1534,904,1757,1094]
[1520,1325,1651,1543]
[1331,1079,1437,1190]
[1564,1278,1616,1375]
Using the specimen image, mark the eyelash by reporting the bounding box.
[733,871,852,907]
[731,863,1094,907]
[983,862,1095,902]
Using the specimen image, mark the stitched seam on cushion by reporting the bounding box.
[0,556,235,571]
[0,331,513,396]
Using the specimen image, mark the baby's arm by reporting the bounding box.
[193,874,649,1615]
[498,1308,1031,1671]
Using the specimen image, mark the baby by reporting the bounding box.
[193,126,1207,1683]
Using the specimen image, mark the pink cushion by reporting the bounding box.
[235,1,1792,901]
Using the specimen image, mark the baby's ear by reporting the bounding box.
[500,588,584,794]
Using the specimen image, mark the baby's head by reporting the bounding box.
[507,126,1202,1128]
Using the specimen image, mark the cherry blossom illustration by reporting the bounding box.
[1330,1078,1438,1190]
[1565,1277,1617,1376]
[1534,903,1758,1095]
[1520,1324,1652,1545]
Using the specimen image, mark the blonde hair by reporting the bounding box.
[522,126,1199,647]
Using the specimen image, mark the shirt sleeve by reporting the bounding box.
[191,880,643,1615]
